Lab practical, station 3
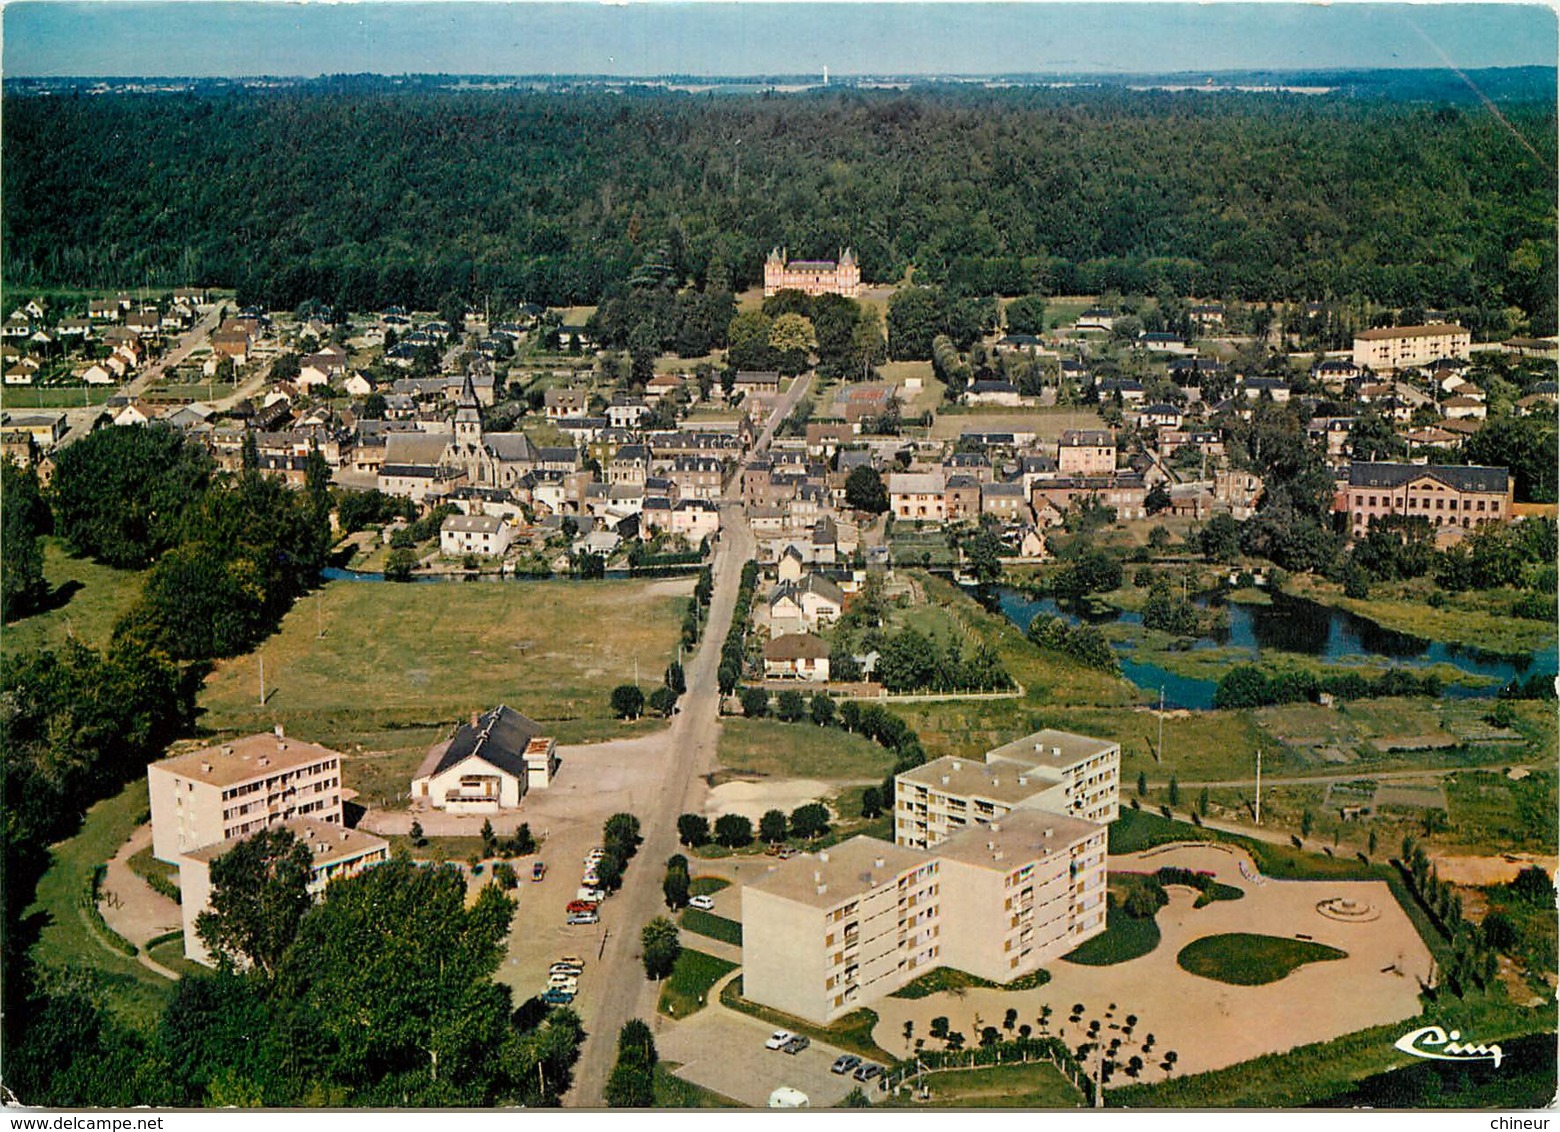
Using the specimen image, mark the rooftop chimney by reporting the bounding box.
[816,884,828,896]
[257,756,270,768]
[941,776,950,786]
[951,760,962,771]
[221,745,235,757]
[274,724,285,740]
[814,871,823,884]
[874,856,885,869]
[819,850,830,863]
[200,762,212,774]
[1052,746,1062,758]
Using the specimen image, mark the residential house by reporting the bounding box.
[544,387,588,419]
[981,481,1029,523]
[763,633,832,682]
[735,371,782,397]
[1057,430,1116,476]
[440,513,514,557]
[888,471,947,523]
[769,572,845,634]
[1337,462,1510,543]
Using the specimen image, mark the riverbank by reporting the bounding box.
[1287,574,1556,657]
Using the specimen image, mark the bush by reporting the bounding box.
[611,684,646,720]
[677,813,710,848]
[739,686,769,718]
[713,813,752,848]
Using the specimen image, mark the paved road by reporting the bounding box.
[54,304,224,446]
[562,373,812,1104]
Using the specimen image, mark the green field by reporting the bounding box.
[24,780,175,1029]
[1062,904,1161,966]
[1176,933,1347,985]
[680,908,742,946]
[197,577,685,803]
[687,876,730,897]
[654,1065,744,1108]
[716,717,895,780]
[0,385,118,408]
[2,539,147,658]
[1286,574,1556,656]
[889,965,1050,999]
[657,948,738,1019]
[879,1061,1084,1108]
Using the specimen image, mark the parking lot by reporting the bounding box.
[654,987,882,1108]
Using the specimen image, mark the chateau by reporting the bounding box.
[763,247,862,298]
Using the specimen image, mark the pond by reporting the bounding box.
[990,586,1559,710]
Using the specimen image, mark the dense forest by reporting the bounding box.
[3,81,1555,330]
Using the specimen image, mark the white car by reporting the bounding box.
[688,895,715,911]
[548,975,579,993]
[584,849,605,865]
[576,887,606,902]
[764,1030,797,1051]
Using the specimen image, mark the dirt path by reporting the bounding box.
[98,824,181,947]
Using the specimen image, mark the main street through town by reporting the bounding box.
[562,375,808,1105]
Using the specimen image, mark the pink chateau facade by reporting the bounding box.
[764,247,861,298]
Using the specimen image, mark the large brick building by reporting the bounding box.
[763,247,861,298]
[1337,462,1511,543]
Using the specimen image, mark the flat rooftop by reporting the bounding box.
[183,817,385,869]
[934,808,1103,871]
[745,836,926,909]
[151,733,340,788]
[985,729,1119,773]
[898,755,1058,804]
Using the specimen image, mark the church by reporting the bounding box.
[377,372,541,500]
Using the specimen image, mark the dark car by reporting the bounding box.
[532,862,546,881]
[830,1054,862,1075]
[852,1063,882,1082]
[781,1035,810,1055]
[541,988,574,1006]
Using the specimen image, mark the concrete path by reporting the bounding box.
[99,824,181,947]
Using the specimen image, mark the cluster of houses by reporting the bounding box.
[4,290,209,388]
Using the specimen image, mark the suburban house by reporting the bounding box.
[544,387,588,419]
[1336,462,1510,544]
[769,572,845,633]
[177,818,389,967]
[763,633,833,682]
[734,371,782,397]
[411,705,559,814]
[439,513,514,557]
[147,731,345,865]
[888,471,947,522]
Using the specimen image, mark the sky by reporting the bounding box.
[2,2,1556,79]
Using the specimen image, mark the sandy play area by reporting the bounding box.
[867,842,1435,1087]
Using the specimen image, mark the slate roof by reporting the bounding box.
[419,705,544,781]
[1347,462,1508,494]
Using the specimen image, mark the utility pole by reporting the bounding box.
[258,653,265,705]
[1255,748,1262,825]
[316,590,324,638]
[1157,686,1165,764]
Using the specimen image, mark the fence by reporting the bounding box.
[882,1035,1097,1106]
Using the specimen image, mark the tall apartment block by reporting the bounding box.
[149,730,345,864]
[895,729,1121,847]
[741,728,1117,1024]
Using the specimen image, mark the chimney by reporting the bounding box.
[874,856,885,869]
[221,745,234,757]
[274,724,285,741]
[951,760,962,771]
[1018,776,1029,787]
[816,884,828,896]
[813,871,822,884]
[1052,746,1061,758]
[991,823,1001,833]
[941,776,950,786]
[818,850,830,863]
[200,762,212,774]
[257,756,270,768]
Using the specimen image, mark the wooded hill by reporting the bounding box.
[3,83,1554,330]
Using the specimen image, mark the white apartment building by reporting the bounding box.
[148,731,343,864]
[1352,323,1471,373]
[895,729,1121,848]
[178,817,389,966]
[742,810,1107,1024]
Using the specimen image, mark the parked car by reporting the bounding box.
[687,894,715,911]
[764,1030,796,1051]
[582,870,600,885]
[830,1055,862,1075]
[584,849,605,865]
[550,963,583,977]
[547,974,578,992]
[853,1063,883,1082]
[532,862,546,882]
[778,847,798,860]
[566,900,598,914]
[555,955,584,968]
[566,911,599,925]
[576,887,606,902]
[781,1036,810,1055]
[541,988,574,1006]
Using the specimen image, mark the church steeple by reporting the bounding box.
[454,371,482,452]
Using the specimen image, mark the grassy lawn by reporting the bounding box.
[681,908,742,946]
[1442,770,1557,855]
[889,966,1050,999]
[688,876,730,896]
[657,948,738,1018]
[0,385,118,409]
[929,407,1104,440]
[1110,993,1550,1108]
[24,780,176,1030]
[1062,904,1161,966]
[719,975,889,1061]
[1108,808,1379,882]
[146,934,209,980]
[654,1065,744,1108]
[1286,574,1556,656]
[2,539,147,658]
[197,577,685,802]
[716,717,894,780]
[878,1061,1084,1108]
[1176,933,1347,986]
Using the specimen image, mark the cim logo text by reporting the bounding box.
[1394,1025,1503,1068]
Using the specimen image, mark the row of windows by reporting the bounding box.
[1354,493,1494,512]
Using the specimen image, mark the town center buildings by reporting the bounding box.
[741,729,1118,1023]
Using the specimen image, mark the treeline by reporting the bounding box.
[8,855,586,1106]
[4,87,1554,330]
[873,626,1014,694]
[1213,663,1441,709]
